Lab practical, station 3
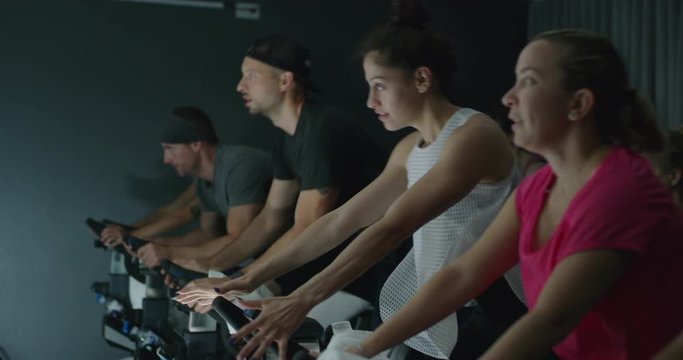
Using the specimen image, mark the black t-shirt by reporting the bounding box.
[272,100,386,207]
[271,100,388,296]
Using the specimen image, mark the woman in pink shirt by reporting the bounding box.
[345,29,683,360]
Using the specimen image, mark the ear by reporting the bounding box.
[279,71,295,92]
[671,168,682,188]
[568,88,595,122]
[414,66,432,94]
[189,142,203,152]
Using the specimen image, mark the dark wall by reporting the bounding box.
[427,0,530,114]
[0,1,526,358]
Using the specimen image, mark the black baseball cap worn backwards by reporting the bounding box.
[245,35,320,93]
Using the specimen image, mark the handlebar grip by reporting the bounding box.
[211,297,249,329]
[210,297,313,359]
[159,260,205,288]
[125,235,147,252]
[89,218,128,255]
[86,217,106,236]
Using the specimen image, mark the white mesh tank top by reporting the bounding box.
[379,108,526,359]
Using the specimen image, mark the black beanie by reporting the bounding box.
[160,107,219,144]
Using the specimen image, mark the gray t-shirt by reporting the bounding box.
[194,144,272,217]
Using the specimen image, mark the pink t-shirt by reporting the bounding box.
[516,147,683,360]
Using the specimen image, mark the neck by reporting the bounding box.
[195,144,217,182]
[269,94,305,135]
[542,127,610,190]
[413,95,459,146]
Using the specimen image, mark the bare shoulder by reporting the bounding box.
[447,112,507,146]
[441,112,514,181]
[387,131,420,167]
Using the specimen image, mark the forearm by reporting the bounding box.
[253,224,305,260]
[152,227,211,247]
[132,210,195,238]
[292,220,406,306]
[172,258,211,273]
[244,211,353,285]
[207,212,288,271]
[131,208,170,228]
[168,234,237,264]
[481,250,631,359]
[133,204,190,229]
[480,310,574,360]
[134,186,196,228]
[654,331,683,360]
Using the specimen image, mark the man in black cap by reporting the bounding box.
[115,106,273,271]
[180,36,388,297]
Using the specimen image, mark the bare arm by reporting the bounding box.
[357,194,521,357]
[137,211,224,268]
[131,198,199,238]
[133,184,197,228]
[99,185,198,247]
[481,250,631,360]
[231,117,516,359]
[252,186,340,257]
[240,140,410,289]
[203,179,300,271]
[654,330,683,360]
[167,202,263,269]
[293,117,513,306]
[175,137,409,306]
[149,211,222,246]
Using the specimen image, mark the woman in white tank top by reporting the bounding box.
[378,106,526,359]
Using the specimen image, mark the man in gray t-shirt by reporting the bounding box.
[136,106,271,272]
[194,144,271,217]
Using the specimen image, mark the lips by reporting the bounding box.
[510,118,523,133]
[508,111,521,122]
[506,110,517,121]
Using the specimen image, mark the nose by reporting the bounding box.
[366,89,379,109]
[163,152,172,165]
[236,77,245,93]
[501,86,516,108]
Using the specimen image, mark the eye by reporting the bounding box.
[373,83,385,91]
[520,77,536,86]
